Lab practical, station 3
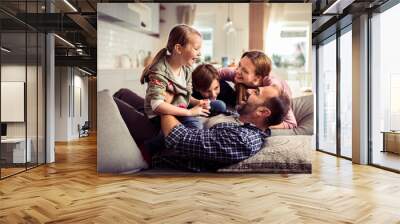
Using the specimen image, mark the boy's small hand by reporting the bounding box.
[199,99,211,109]
[189,104,210,117]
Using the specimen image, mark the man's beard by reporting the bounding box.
[237,103,257,116]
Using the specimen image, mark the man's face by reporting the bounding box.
[237,86,279,116]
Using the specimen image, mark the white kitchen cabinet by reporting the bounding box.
[98,3,160,37]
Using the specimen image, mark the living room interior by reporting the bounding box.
[1,0,400,223]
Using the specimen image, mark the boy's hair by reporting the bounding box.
[263,93,291,126]
[192,64,219,92]
[241,50,272,79]
[141,24,201,84]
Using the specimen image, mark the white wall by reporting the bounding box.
[1,65,37,137]
[55,67,69,141]
[97,17,161,96]
[55,67,89,141]
[97,20,161,71]
[1,65,26,139]
[72,74,89,138]
[1,64,46,163]
[159,3,178,49]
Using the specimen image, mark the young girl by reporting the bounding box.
[140,24,209,129]
[217,50,297,129]
[191,64,227,116]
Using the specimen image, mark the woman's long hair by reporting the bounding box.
[236,50,272,104]
[140,24,201,84]
[241,50,272,79]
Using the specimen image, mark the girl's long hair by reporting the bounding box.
[140,24,201,84]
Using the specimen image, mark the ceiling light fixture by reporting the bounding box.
[63,0,78,12]
[78,67,92,76]
[323,0,355,15]
[54,34,75,48]
[223,4,236,34]
[1,47,11,53]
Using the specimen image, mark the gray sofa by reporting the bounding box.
[97,90,314,173]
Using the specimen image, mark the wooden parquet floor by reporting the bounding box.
[1,134,400,223]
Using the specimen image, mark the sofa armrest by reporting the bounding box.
[97,89,148,173]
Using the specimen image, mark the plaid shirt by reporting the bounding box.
[152,122,270,172]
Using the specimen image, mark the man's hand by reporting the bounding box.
[160,115,181,136]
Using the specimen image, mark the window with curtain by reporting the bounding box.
[196,27,213,62]
[264,3,312,97]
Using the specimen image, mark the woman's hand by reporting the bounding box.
[233,69,244,84]
[188,104,210,117]
[269,123,285,129]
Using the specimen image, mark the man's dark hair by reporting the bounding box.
[263,93,291,126]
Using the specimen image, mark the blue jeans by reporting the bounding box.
[179,116,203,129]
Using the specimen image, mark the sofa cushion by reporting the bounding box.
[218,135,312,173]
[203,114,312,173]
[97,89,148,173]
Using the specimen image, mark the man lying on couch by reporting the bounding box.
[152,85,290,172]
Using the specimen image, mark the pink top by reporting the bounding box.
[218,67,297,129]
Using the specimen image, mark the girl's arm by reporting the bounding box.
[154,101,209,117]
[269,108,297,129]
[189,96,210,110]
[218,67,236,82]
[147,74,209,117]
[268,77,297,129]
[190,96,200,106]
[154,101,190,116]
[146,74,188,116]
[155,92,209,117]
